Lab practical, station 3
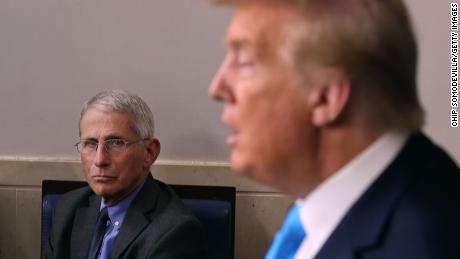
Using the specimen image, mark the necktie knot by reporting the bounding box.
[265,204,306,259]
[99,207,109,224]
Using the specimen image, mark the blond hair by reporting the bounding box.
[214,0,424,130]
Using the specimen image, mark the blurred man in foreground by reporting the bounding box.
[209,0,460,258]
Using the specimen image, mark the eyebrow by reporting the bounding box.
[82,138,98,142]
[226,37,251,51]
[82,135,124,142]
[105,135,124,140]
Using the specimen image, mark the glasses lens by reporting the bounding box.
[105,139,127,154]
[76,139,139,155]
[76,141,98,154]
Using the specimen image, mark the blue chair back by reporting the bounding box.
[41,180,235,259]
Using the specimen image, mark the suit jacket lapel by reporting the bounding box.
[111,174,159,259]
[70,194,101,259]
[315,133,425,259]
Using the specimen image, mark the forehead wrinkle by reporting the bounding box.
[80,109,138,140]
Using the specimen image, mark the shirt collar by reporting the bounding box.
[296,129,409,258]
[100,178,146,230]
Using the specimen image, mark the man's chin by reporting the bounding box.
[90,181,114,195]
[230,157,259,180]
[230,157,280,191]
[230,154,249,175]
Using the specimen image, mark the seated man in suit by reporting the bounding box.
[44,90,207,259]
[208,0,460,258]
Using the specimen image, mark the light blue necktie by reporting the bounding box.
[265,204,306,259]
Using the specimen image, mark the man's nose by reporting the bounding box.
[209,56,234,103]
[94,143,110,167]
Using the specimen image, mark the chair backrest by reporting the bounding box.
[41,180,235,259]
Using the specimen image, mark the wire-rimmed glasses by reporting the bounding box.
[75,139,146,156]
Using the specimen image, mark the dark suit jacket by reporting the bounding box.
[315,132,460,259]
[44,174,208,259]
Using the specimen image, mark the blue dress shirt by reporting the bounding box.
[97,179,146,259]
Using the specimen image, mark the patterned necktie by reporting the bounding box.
[87,207,109,259]
[265,204,306,259]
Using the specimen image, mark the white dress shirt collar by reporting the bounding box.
[294,129,409,259]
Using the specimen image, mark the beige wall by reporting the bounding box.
[0,0,458,164]
[0,159,292,259]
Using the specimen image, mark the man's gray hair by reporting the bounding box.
[79,90,155,139]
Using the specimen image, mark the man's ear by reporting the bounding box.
[307,76,351,127]
[143,138,161,167]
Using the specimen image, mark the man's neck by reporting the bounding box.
[292,126,389,199]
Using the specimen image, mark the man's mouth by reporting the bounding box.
[227,130,240,146]
[92,175,117,182]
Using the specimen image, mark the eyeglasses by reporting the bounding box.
[75,139,146,156]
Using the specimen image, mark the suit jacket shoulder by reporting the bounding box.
[316,132,460,259]
[114,175,208,259]
[44,184,99,259]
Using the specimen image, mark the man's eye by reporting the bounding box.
[237,61,255,76]
[83,141,98,148]
[235,55,254,67]
[237,61,254,68]
[107,139,125,147]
